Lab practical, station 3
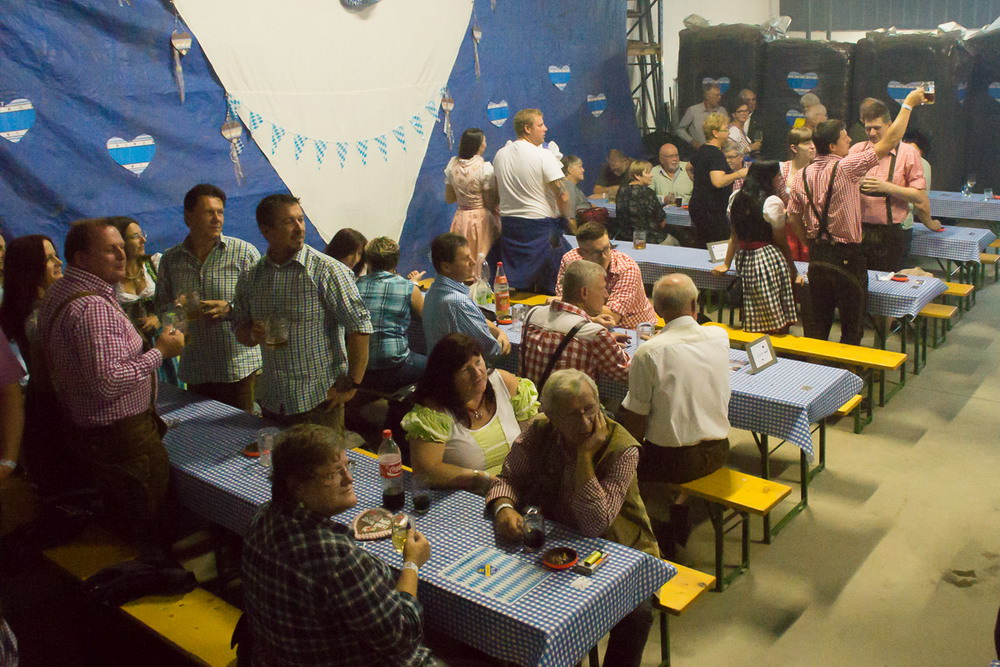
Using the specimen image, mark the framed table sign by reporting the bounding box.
[707,240,729,263]
[747,335,777,374]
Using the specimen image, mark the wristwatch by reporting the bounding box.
[402,561,420,573]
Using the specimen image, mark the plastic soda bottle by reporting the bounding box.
[494,262,512,324]
[378,429,404,511]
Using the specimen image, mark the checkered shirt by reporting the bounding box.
[487,419,640,538]
[422,276,501,357]
[848,140,926,225]
[154,236,262,384]
[786,145,879,244]
[242,501,430,667]
[519,301,630,386]
[356,271,413,370]
[38,267,161,427]
[230,246,373,415]
[555,250,656,329]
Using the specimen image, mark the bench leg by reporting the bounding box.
[658,612,671,667]
[706,502,748,592]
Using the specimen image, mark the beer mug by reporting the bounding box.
[919,81,935,105]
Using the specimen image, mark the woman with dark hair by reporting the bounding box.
[0,235,80,502]
[0,235,62,363]
[712,160,798,334]
[444,128,500,262]
[108,217,179,385]
[242,424,434,666]
[401,333,538,492]
[323,228,367,277]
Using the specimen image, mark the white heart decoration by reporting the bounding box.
[787,71,818,95]
[886,81,921,105]
[107,134,156,176]
[0,98,36,143]
[548,65,571,91]
[487,100,509,127]
[587,94,607,118]
[701,76,730,94]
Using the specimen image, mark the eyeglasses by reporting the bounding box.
[315,460,355,482]
[580,244,616,258]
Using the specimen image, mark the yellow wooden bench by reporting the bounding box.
[678,468,792,591]
[980,252,1000,284]
[941,280,975,313]
[509,290,551,306]
[704,322,907,429]
[918,303,958,357]
[416,277,434,291]
[654,562,715,666]
[43,526,239,667]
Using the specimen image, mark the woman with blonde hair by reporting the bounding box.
[689,112,748,246]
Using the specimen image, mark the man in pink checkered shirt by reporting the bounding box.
[787,86,927,345]
[519,259,630,389]
[555,222,656,329]
[39,219,184,550]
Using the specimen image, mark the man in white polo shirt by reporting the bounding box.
[493,108,571,294]
[619,273,731,556]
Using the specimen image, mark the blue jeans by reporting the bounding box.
[361,351,427,395]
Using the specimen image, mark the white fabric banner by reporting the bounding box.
[174,0,472,242]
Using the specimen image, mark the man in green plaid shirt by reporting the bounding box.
[232,194,372,430]
[155,184,262,410]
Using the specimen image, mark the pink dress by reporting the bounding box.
[445,155,500,261]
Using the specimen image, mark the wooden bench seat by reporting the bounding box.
[43,526,239,667]
[654,562,716,666]
[981,252,1000,284]
[836,394,863,418]
[678,468,791,591]
[918,303,958,354]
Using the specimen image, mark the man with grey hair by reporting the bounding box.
[487,368,658,667]
[676,83,727,149]
[619,274,731,557]
[804,103,828,130]
[519,259,631,389]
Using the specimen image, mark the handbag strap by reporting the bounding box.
[802,161,840,242]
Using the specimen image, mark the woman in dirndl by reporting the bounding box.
[445,128,500,262]
[712,160,798,335]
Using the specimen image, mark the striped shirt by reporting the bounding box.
[786,145,880,245]
[422,276,500,357]
[154,235,262,384]
[231,246,373,416]
[555,250,656,329]
[519,301,631,386]
[39,267,162,427]
[356,271,413,370]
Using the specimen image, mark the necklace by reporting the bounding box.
[465,393,486,421]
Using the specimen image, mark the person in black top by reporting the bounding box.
[688,112,748,247]
[712,161,798,334]
[614,160,672,245]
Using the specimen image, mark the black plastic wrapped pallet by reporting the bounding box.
[677,24,766,128]
[965,31,1000,192]
[850,33,972,192]
[757,40,853,161]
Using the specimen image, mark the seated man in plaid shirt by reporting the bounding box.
[555,223,656,329]
[519,259,630,390]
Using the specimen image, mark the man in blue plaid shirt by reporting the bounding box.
[155,184,262,410]
[232,194,372,430]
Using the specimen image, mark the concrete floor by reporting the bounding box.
[637,274,1000,666]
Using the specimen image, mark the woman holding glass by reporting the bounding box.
[712,161,798,334]
[401,333,538,493]
[444,128,500,262]
[109,217,179,385]
[728,103,760,156]
[689,113,749,247]
[614,160,673,245]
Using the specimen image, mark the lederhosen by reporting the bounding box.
[860,150,906,271]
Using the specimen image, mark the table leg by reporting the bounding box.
[754,431,813,543]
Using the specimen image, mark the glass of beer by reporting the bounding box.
[633,230,647,249]
[264,316,289,349]
[181,291,202,322]
[392,513,410,553]
[674,196,683,207]
[919,81,935,105]
[256,427,279,468]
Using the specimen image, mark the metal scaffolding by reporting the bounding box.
[627,0,665,134]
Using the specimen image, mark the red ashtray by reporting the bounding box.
[891,275,910,282]
[542,547,579,570]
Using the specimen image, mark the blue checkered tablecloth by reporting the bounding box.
[414,325,860,460]
[909,223,996,263]
[929,190,1000,222]
[565,236,735,290]
[792,262,948,319]
[156,384,674,667]
[586,199,692,228]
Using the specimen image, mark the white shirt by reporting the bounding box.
[727,193,787,229]
[621,316,730,447]
[493,139,565,219]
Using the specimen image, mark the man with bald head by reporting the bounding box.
[650,143,693,205]
[619,273,731,555]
